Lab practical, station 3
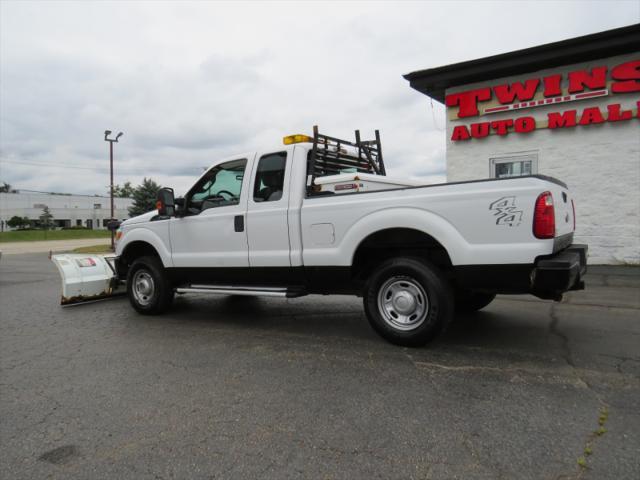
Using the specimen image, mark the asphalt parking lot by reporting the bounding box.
[1,253,639,479]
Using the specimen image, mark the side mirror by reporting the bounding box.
[107,219,121,232]
[156,187,175,217]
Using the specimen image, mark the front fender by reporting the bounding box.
[116,226,173,268]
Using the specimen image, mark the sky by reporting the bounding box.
[1,0,638,196]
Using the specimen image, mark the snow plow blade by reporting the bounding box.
[51,254,123,306]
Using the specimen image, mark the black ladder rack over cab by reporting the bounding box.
[307,125,386,195]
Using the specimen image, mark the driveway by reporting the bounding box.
[1,254,638,479]
[0,238,110,255]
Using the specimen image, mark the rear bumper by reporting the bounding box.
[531,244,588,299]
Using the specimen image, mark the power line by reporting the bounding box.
[1,159,143,173]
[0,159,202,175]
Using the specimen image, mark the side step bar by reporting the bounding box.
[175,284,307,298]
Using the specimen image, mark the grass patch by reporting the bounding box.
[0,229,112,243]
[72,244,113,254]
[576,405,610,471]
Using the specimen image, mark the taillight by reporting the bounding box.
[533,191,555,239]
[571,199,576,231]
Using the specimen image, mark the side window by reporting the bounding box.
[188,159,247,213]
[253,152,287,202]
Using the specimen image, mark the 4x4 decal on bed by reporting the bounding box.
[489,196,523,227]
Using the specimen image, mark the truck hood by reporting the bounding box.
[121,210,157,226]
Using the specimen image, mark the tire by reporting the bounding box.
[127,255,174,315]
[363,257,454,347]
[455,291,496,313]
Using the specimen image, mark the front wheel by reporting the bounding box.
[363,257,453,347]
[127,256,174,315]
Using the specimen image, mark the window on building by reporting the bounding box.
[94,203,102,209]
[76,219,82,226]
[253,152,287,202]
[490,153,538,179]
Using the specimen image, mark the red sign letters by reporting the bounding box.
[446,60,640,141]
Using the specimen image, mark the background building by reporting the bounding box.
[0,192,132,231]
[405,24,640,264]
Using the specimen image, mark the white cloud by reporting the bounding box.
[1,0,638,195]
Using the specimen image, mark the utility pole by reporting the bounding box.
[104,130,124,250]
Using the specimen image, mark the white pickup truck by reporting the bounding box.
[53,127,587,346]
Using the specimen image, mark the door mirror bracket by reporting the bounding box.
[174,197,186,217]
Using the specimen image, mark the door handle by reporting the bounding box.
[234,215,244,232]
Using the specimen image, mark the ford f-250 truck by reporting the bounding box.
[53,127,587,346]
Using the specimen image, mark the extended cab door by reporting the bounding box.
[246,150,292,266]
[169,156,253,268]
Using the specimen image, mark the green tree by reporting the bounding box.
[0,182,16,193]
[7,215,26,229]
[39,206,54,230]
[128,178,162,218]
[113,181,135,198]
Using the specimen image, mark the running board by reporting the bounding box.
[175,284,307,298]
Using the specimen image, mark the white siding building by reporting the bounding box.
[0,192,133,231]
[405,25,639,264]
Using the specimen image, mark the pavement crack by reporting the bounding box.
[548,304,574,367]
[548,306,613,480]
[598,353,640,376]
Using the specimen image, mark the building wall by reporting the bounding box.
[0,192,133,230]
[445,53,640,264]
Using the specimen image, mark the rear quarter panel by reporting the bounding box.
[301,177,562,266]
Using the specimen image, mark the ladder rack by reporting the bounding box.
[307,125,385,194]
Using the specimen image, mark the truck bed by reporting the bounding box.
[301,174,574,267]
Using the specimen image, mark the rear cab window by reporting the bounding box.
[253,152,287,203]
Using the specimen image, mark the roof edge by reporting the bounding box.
[404,23,640,103]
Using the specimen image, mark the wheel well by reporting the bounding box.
[117,241,162,279]
[352,228,452,282]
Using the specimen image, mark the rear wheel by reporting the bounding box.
[455,290,496,312]
[363,257,453,347]
[127,256,174,314]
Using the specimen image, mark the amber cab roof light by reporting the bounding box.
[283,134,312,145]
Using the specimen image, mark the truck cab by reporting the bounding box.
[115,143,310,284]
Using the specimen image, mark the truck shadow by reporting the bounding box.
[162,294,555,355]
[167,294,374,341]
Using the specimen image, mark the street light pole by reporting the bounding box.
[104,130,124,251]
